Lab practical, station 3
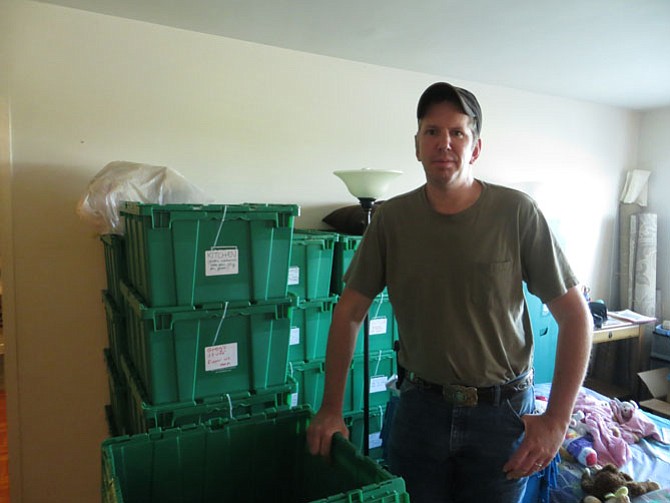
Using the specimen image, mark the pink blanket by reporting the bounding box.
[572,393,663,466]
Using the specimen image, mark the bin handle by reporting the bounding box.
[373,350,382,376]
[287,362,300,402]
[225,393,235,419]
[211,301,229,346]
[211,205,228,248]
[372,292,385,319]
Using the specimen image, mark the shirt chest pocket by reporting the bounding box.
[469,261,514,308]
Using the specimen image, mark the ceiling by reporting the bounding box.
[38,0,670,110]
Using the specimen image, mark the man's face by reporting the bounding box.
[415,101,481,188]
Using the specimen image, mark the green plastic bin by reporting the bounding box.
[288,296,337,363]
[121,280,293,404]
[120,352,295,434]
[103,290,127,371]
[101,407,409,503]
[105,405,120,438]
[351,350,395,413]
[121,202,299,307]
[105,349,128,437]
[287,360,332,413]
[288,229,339,301]
[354,293,397,357]
[286,351,391,417]
[331,234,362,295]
[330,234,389,300]
[345,407,386,462]
[288,359,363,414]
[101,234,127,307]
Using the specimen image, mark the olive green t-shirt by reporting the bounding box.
[344,181,578,387]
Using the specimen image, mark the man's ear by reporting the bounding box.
[470,138,482,164]
[414,134,420,161]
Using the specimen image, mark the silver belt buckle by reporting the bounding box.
[443,385,478,406]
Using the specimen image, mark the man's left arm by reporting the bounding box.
[503,285,593,479]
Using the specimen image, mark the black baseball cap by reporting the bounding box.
[416,82,482,137]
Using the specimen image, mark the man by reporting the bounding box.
[306,82,593,502]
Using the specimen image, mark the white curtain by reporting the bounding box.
[619,207,657,316]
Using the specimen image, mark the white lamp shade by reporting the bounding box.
[333,168,403,200]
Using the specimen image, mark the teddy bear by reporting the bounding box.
[581,463,660,503]
[583,486,630,503]
[609,397,638,423]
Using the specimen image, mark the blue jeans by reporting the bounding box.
[388,378,534,503]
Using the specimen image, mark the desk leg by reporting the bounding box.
[633,324,644,401]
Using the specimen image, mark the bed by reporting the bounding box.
[523,382,670,503]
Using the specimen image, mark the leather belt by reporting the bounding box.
[406,371,533,407]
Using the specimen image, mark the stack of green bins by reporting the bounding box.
[288,229,339,302]
[289,231,399,463]
[336,234,398,464]
[100,202,300,436]
[100,233,129,436]
[100,208,410,503]
[101,406,409,503]
[285,228,341,416]
[287,229,340,364]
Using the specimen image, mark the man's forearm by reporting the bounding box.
[320,319,361,413]
[545,288,593,426]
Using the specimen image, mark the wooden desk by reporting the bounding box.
[585,320,648,399]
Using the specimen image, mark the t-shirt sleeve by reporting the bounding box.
[520,199,579,304]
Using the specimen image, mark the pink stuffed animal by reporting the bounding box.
[609,398,637,423]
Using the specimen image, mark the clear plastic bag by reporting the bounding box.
[76,161,212,235]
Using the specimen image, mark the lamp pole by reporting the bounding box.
[358,197,375,456]
[332,169,402,458]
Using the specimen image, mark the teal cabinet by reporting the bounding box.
[523,283,558,384]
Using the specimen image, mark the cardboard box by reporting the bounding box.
[638,367,670,418]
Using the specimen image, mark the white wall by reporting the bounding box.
[2,1,646,501]
[638,106,670,321]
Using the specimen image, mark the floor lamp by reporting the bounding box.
[333,168,402,456]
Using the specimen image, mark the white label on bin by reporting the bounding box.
[369,432,382,449]
[370,376,388,394]
[369,317,387,335]
[205,247,239,276]
[288,266,300,286]
[290,327,301,346]
[205,343,238,371]
[290,392,299,408]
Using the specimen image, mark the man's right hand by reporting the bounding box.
[306,409,349,458]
